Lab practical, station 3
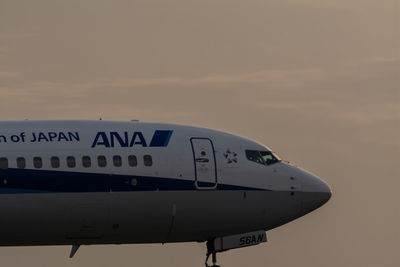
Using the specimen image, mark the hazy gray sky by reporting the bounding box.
[0,0,399,266]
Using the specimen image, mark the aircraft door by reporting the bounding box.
[190,138,217,189]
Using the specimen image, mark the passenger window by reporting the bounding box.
[144,155,152,167]
[17,157,26,169]
[0,157,8,169]
[51,156,60,168]
[113,155,122,167]
[98,156,107,167]
[128,155,137,167]
[33,157,43,168]
[82,156,91,168]
[67,156,76,168]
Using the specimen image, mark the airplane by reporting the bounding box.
[0,120,331,267]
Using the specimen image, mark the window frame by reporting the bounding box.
[0,157,8,169]
[113,155,122,167]
[97,155,107,168]
[143,155,153,167]
[82,156,91,168]
[245,150,281,166]
[128,155,137,167]
[33,157,43,169]
[66,156,76,168]
[51,156,60,168]
[16,157,26,169]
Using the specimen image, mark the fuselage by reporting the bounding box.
[0,120,331,246]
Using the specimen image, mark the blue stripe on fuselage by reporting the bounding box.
[149,130,173,147]
[0,169,267,194]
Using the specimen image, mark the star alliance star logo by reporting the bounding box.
[223,149,238,164]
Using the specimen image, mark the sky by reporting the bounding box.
[0,0,399,266]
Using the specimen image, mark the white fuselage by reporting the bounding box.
[0,121,331,246]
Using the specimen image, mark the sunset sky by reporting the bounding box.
[0,0,399,266]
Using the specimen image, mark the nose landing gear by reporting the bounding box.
[203,231,267,267]
[205,240,221,267]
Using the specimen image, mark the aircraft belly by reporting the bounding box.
[165,191,301,242]
[0,190,300,246]
[0,193,111,246]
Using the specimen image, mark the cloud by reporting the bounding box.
[257,101,335,111]
[0,32,36,40]
[0,47,8,56]
[368,57,400,63]
[0,59,397,127]
[331,103,400,124]
[0,67,327,123]
[73,68,326,90]
[192,68,326,87]
[78,77,184,89]
[0,71,19,78]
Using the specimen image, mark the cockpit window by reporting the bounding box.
[246,150,281,166]
[260,151,280,165]
[245,150,265,164]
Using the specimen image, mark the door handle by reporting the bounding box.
[196,158,209,163]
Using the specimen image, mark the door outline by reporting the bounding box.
[190,137,218,190]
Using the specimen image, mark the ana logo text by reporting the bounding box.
[91,130,173,148]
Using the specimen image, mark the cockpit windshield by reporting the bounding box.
[246,150,281,166]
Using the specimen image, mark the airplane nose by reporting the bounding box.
[301,172,332,215]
